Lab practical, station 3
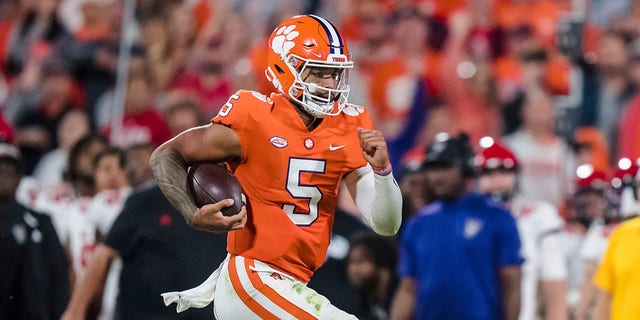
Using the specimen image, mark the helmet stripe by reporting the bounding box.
[308,15,343,55]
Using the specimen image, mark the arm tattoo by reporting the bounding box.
[149,147,198,224]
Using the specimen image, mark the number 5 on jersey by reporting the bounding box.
[218,93,240,117]
[282,158,326,226]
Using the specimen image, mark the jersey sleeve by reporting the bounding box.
[580,223,607,262]
[496,210,525,267]
[212,90,269,160]
[535,201,564,234]
[538,232,568,280]
[343,103,375,129]
[396,219,418,278]
[86,195,107,234]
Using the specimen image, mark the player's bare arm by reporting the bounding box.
[150,123,246,232]
[390,278,416,320]
[500,265,522,320]
[343,128,402,236]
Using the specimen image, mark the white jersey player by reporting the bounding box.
[83,187,131,320]
[476,137,568,320]
[510,197,566,320]
[575,158,638,320]
[30,181,98,280]
[86,186,132,236]
[32,181,78,246]
[85,147,130,320]
[562,164,608,317]
[15,175,42,209]
[66,196,99,279]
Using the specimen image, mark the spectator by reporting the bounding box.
[71,0,115,42]
[346,231,398,320]
[76,147,130,319]
[390,132,523,320]
[31,134,108,247]
[476,137,568,320]
[617,39,640,160]
[0,0,21,70]
[368,8,436,140]
[493,25,537,111]
[503,89,575,209]
[338,0,395,107]
[494,0,569,49]
[169,32,233,118]
[579,30,635,159]
[32,109,90,188]
[4,0,71,77]
[12,62,79,174]
[86,147,130,237]
[62,2,139,129]
[500,47,551,136]
[138,2,197,92]
[160,96,206,137]
[103,67,172,148]
[438,11,501,144]
[47,146,128,319]
[0,142,70,320]
[572,126,610,173]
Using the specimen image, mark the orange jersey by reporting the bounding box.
[212,90,374,282]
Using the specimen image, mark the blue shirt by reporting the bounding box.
[397,193,524,320]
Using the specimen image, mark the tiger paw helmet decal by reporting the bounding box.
[271,25,299,57]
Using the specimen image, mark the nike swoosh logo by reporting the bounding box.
[329,144,346,151]
[311,52,322,58]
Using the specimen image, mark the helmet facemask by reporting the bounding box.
[285,54,353,118]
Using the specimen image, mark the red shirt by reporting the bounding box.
[170,72,232,117]
[104,108,171,148]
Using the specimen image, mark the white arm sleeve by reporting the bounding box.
[343,164,402,236]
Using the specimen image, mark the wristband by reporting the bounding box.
[372,164,393,176]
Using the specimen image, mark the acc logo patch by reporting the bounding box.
[270,136,288,148]
[464,218,483,239]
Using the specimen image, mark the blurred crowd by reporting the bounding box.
[1,0,640,319]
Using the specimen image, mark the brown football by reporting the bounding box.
[187,162,244,216]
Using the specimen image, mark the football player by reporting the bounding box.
[475,137,568,320]
[575,158,639,320]
[151,15,402,319]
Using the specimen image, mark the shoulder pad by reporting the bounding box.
[236,90,274,105]
[342,103,366,117]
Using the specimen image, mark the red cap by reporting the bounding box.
[611,157,640,188]
[575,164,608,190]
[475,137,519,171]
